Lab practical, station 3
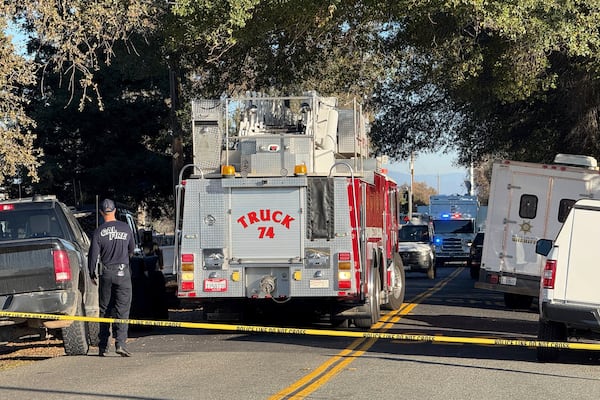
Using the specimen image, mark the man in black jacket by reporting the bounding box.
[88,198,136,357]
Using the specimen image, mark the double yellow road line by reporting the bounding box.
[269,267,463,399]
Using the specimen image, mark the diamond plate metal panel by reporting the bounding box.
[180,178,227,260]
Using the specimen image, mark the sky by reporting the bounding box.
[384,150,469,195]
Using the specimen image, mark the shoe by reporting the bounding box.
[99,348,109,357]
[115,346,132,357]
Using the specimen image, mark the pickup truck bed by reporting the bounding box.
[0,196,98,355]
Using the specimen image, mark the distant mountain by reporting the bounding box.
[388,171,469,196]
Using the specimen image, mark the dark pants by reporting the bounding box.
[98,264,132,349]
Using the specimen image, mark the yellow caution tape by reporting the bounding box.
[0,310,598,351]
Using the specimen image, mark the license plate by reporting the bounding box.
[203,278,227,292]
[309,279,329,289]
[500,276,517,286]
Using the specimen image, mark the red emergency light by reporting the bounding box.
[181,253,194,263]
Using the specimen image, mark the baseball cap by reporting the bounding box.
[101,198,116,213]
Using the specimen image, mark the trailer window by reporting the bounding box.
[558,199,576,223]
[519,195,538,219]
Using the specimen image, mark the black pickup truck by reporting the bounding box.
[0,195,98,355]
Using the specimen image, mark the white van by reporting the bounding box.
[535,199,600,362]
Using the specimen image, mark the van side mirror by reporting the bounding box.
[535,239,553,256]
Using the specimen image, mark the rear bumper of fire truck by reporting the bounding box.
[177,261,380,320]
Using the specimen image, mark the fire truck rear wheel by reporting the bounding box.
[354,269,381,329]
[383,253,405,310]
[331,317,349,328]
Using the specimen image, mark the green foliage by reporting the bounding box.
[0,19,41,185]
[4,0,600,215]
[27,36,172,210]
[370,0,600,165]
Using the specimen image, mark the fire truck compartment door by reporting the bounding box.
[229,186,303,260]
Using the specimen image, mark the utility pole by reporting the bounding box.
[409,152,414,219]
[469,161,475,196]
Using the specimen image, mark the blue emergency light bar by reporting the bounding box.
[439,212,472,219]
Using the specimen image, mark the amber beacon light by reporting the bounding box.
[294,164,307,176]
[221,165,236,178]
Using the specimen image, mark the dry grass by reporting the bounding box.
[0,339,65,372]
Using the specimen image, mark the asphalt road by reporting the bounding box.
[1,266,599,400]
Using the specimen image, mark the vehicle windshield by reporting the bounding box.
[432,219,475,234]
[399,225,429,242]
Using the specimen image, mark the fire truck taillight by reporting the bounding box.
[181,281,194,291]
[338,271,352,289]
[180,253,195,291]
[337,252,352,289]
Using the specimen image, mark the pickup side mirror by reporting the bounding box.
[535,239,553,256]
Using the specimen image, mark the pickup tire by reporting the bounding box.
[62,293,90,356]
[537,319,567,362]
[87,321,100,346]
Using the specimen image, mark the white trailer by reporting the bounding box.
[475,154,600,309]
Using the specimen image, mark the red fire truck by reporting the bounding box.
[173,93,405,328]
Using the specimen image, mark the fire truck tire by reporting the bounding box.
[537,319,567,362]
[331,317,349,328]
[383,253,405,310]
[354,269,381,329]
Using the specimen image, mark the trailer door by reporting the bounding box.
[502,173,584,278]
